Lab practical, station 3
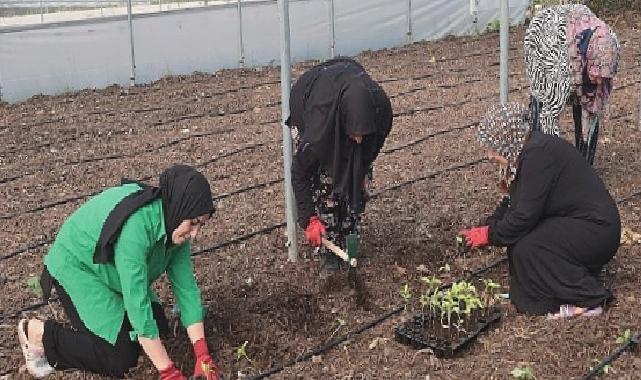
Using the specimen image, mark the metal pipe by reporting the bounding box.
[237,0,245,68]
[127,0,136,86]
[277,0,299,261]
[499,0,509,104]
[406,0,412,44]
[328,0,335,58]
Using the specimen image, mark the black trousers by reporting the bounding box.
[42,280,169,378]
[528,96,598,165]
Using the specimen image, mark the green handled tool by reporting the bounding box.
[321,233,360,288]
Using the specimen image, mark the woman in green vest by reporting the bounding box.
[17,165,220,380]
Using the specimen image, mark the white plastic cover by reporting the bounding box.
[0,0,529,103]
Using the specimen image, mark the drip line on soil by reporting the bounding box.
[0,128,235,184]
[579,332,640,380]
[0,142,269,222]
[2,94,495,226]
[247,255,509,380]
[0,43,524,133]
[1,69,497,159]
[0,117,484,261]
[0,156,490,319]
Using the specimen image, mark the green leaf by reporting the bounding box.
[25,276,42,297]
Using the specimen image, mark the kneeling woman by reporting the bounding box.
[461,103,620,318]
[18,165,220,380]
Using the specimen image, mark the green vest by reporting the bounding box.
[44,183,204,344]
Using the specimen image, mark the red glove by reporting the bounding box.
[159,363,187,380]
[460,226,490,248]
[305,216,326,247]
[193,338,221,380]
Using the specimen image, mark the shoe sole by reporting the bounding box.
[17,319,54,378]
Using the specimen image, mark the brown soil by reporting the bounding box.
[1,13,640,380]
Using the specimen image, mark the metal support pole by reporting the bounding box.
[237,0,246,68]
[100,0,104,17]
[406,0,412,44]
[159,0,163,11]
[328,0,335,58]
[277,0,299,261]
[499,0,509,104]
[40,0,43,23]
[127,0,136,86]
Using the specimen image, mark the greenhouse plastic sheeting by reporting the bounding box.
[0,0,529,103]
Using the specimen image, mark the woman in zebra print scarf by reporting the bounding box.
[460,103,621,319]
[524,4,620,165]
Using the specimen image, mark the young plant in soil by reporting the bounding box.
[481,278,501,317]
[236,340,251,363]
[327,318,347,342]
[25,275,42,297]
[400,284,412,312]
[420,275,442,326]
[510,366,536,379]
[588,359,611,377]
[615,329,632,344]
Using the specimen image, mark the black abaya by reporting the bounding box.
[487,132,620,314]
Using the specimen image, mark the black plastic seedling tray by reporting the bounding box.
[394,307,502,358]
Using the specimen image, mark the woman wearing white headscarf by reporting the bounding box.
[460,103,620,319]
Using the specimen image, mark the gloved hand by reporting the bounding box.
[460,226,490,248]
[305,216,326,247]
[192,338,221,380]
[159,363,187,380]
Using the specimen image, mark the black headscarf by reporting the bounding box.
[288,57,391,213]
[93,165,214,263]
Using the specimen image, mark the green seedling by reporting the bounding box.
[420,275,442,322]
[482,279,501,315]
[327,318,347,341]
[616,329,632,344]
[419,294,430,324]
[456,235,470,269]
[400,284,412,311]
[236,340,251,363]
[510,366,536,379]
[25,275,42,297]
[589,359,611,376]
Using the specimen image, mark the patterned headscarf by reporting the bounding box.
[477,103,531,167]
[566,6,620,116]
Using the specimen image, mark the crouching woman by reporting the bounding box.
[18,165,220,380]
[461,103,620,319]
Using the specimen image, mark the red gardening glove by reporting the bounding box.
[159,363,187,380]
[192,338,221,380]
[305,216,326,247]
[460,226,490,248]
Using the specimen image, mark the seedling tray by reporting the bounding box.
[393,307,502,358]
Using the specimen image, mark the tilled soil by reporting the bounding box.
[1,13,640,380]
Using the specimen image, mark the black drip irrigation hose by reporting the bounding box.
[0,141,269,222]
[0,156,488,319]
[246,187,641,379]
[247,255,509,380]
[0,65,496,161]
[0,44,516,133]
[0,127,235,185]
[4,72,512,219]
[580,332,641,380]
[0,120,482,259]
